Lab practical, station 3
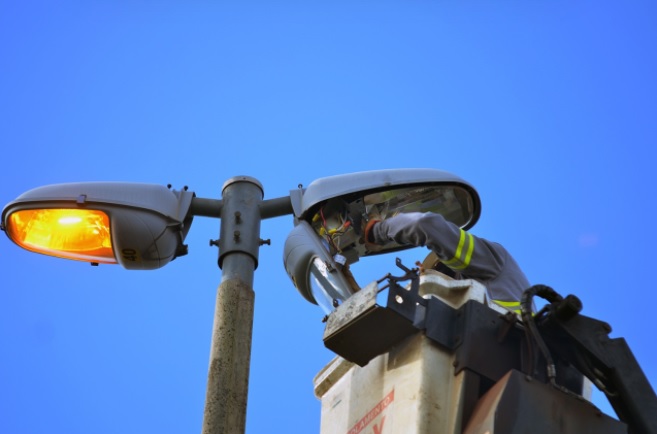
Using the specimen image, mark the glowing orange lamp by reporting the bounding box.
[6,208,116,263]
[2,182,194,269]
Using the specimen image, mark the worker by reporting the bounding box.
[364,211,529,313]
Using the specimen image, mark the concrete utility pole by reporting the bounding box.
[202,177,263,434]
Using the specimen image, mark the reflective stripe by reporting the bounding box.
[493,300,521,314]
[494,300,521,307]
[463,233,475,267]
[444,230,474,270]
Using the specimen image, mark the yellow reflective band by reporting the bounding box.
[463,232,475,268]
[448,230,466,263]
[493,300,522,314]
[444,230,466,266]
[494,300,521,307]
[444,230,474,270]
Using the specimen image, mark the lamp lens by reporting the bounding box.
[309,257,353,314]
[7,208,117,263]
[310,184,474,259]
[363,185,472,225]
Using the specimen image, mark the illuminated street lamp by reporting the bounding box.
[2,182,194,269]
[1,169,480,434]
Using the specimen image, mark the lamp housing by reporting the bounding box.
[284,168,481,307]
[283,221,355,312]
[2,182,194,270]
[289,168,480,265]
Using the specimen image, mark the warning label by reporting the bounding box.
[347,389,394,434]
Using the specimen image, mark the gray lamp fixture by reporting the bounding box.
[284,168,481,309]
[2,182,194,270]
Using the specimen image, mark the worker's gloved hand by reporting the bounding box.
[364,212,423,251]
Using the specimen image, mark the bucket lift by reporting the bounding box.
[315,260,655,433]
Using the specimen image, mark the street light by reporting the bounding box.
[284,168,480,313]
[1,168,480,434]
[2,182,194,269]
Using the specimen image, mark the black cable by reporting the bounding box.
[521,284,563,385]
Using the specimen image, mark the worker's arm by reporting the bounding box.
[369,211,530,309]
[369,212,508,281]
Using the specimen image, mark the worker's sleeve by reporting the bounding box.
[372,212,530,309]
[371,212,506,281]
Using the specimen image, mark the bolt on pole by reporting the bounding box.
[202,176,264,434]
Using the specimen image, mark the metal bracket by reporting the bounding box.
[383,258,427,324]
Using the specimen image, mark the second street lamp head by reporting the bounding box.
[292,168,480,263]
[2,182,194,270]
[284,168,481,309]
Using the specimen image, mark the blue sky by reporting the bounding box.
[1,1,656,433]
